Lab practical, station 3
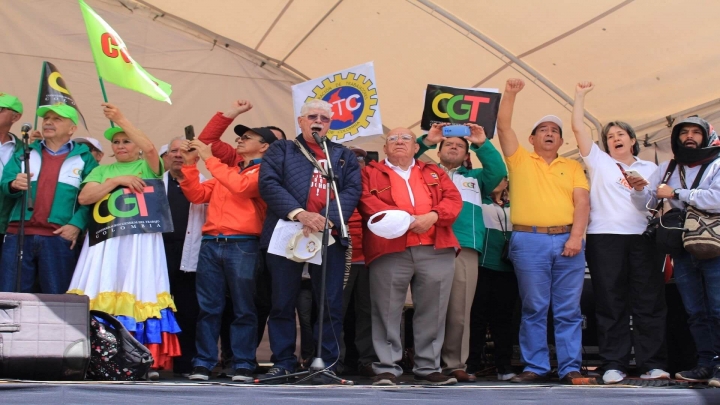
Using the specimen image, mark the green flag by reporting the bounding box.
[78,0,172,104]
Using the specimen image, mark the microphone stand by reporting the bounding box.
[254,133,352,386]
[14,128,34,293]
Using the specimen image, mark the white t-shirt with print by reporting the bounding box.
[582,143,657,234]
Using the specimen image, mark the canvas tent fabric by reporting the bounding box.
[3,0,720,167]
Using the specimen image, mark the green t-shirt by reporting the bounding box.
[83,159,163,184]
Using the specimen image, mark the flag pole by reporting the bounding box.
[33,63,46,130]
[97,76,114,128]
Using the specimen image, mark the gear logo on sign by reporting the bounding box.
[305,73,378,141]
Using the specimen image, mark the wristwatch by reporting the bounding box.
[673,188,681,200]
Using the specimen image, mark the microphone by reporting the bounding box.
[312,131,324,145]
[20,123,32,137]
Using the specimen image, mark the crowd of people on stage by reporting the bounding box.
[0,76,719,386]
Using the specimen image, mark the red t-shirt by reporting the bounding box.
[306,142,334,213]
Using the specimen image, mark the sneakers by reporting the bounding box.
[147,370,160,381]
[709,365,720,387]
[372,372,397,386]
[640,369,670,380]
[602,369,626,384]
[312,370,341,385]
[676,366,713,382]
[263,366,292,383]
[232,368,254,382]
[414,372,457,385]
[188,366,211,381]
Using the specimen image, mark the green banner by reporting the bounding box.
[78,0,172,103]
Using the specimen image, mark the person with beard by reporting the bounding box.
[572,82,669,384]
[629,116,720,386]
[496,79,590,384]
[259,99,361,381]
[161,136,206,377]
[414,122,507,382]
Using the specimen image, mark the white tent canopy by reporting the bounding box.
[3,0,720,165]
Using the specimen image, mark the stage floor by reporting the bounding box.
[2,373,719,405]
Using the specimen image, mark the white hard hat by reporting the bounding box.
[285,230,335,263]
[367,210,415,239]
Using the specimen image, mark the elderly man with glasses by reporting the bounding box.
[259,99,362,382]
[358,128,463,386]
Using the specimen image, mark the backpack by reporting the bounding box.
[86,310,154,381]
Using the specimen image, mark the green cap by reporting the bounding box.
[103,126,125,141]
[0,93,23,114]
[37,103,79,125]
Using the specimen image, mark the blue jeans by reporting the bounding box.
[0,233,77,293]
[266,242,346,372]
[509,231,586,378]
[672,250,720,368]
[193,239,259,371]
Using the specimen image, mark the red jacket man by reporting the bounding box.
[357,127,462,387]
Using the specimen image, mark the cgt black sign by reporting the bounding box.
[420,84,501,138]
[88,179,173,246]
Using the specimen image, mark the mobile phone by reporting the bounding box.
[184,125,195,141]
[624,170,642,178]
[442,125,471,137]
[184,125,196,152]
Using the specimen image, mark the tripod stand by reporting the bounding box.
[255,134,353,386]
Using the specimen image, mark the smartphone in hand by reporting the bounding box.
[184,125,196,151]
[442,125,471,137]
[623,169,642,179]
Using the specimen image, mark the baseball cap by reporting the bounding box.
[0,93,23,113]
[103,126,125,141]
[532,115,563,135]
[159,144,169,156]
[234,125,278,144]
[285,230,335,263]
[37,103,78,125]
[75,137,103,152]
[367,210,416,239]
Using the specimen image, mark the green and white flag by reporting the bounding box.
[78,0,172,103]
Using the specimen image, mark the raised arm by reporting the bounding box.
[197,100,253,166]
[496,79,524,157]
[102,103,161,175]
[572,82,595,157]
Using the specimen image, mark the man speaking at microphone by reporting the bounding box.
[259,99,361,380]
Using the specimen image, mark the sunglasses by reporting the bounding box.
[387,134,414,143]
[305,114,331,123]
[239,133,266,143]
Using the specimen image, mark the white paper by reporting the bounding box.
[267,220,322,265]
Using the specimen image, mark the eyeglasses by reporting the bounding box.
[387,134,414,143]
[305,114,331,123]
[356,156,365,162]
[239,133,266,143]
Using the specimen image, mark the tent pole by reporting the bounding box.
[416,0,604,136]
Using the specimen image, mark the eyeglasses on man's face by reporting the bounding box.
[305,114,331,123]
[387,134,414,143]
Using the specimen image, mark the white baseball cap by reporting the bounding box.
[159,144,169,156]
[532,115,563,134]
[367,210,416,240]
[285,230,335,263]
[76,137,103,152]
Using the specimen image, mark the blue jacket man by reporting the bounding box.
[259,99,361,379]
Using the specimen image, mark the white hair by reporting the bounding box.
[300,99,333,117]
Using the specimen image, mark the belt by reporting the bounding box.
[513,225,572,234]
[202,235,258,242]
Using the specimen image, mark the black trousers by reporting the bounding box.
[467,267,519,373]
[164,240,200,374]
[585,234,667,373]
